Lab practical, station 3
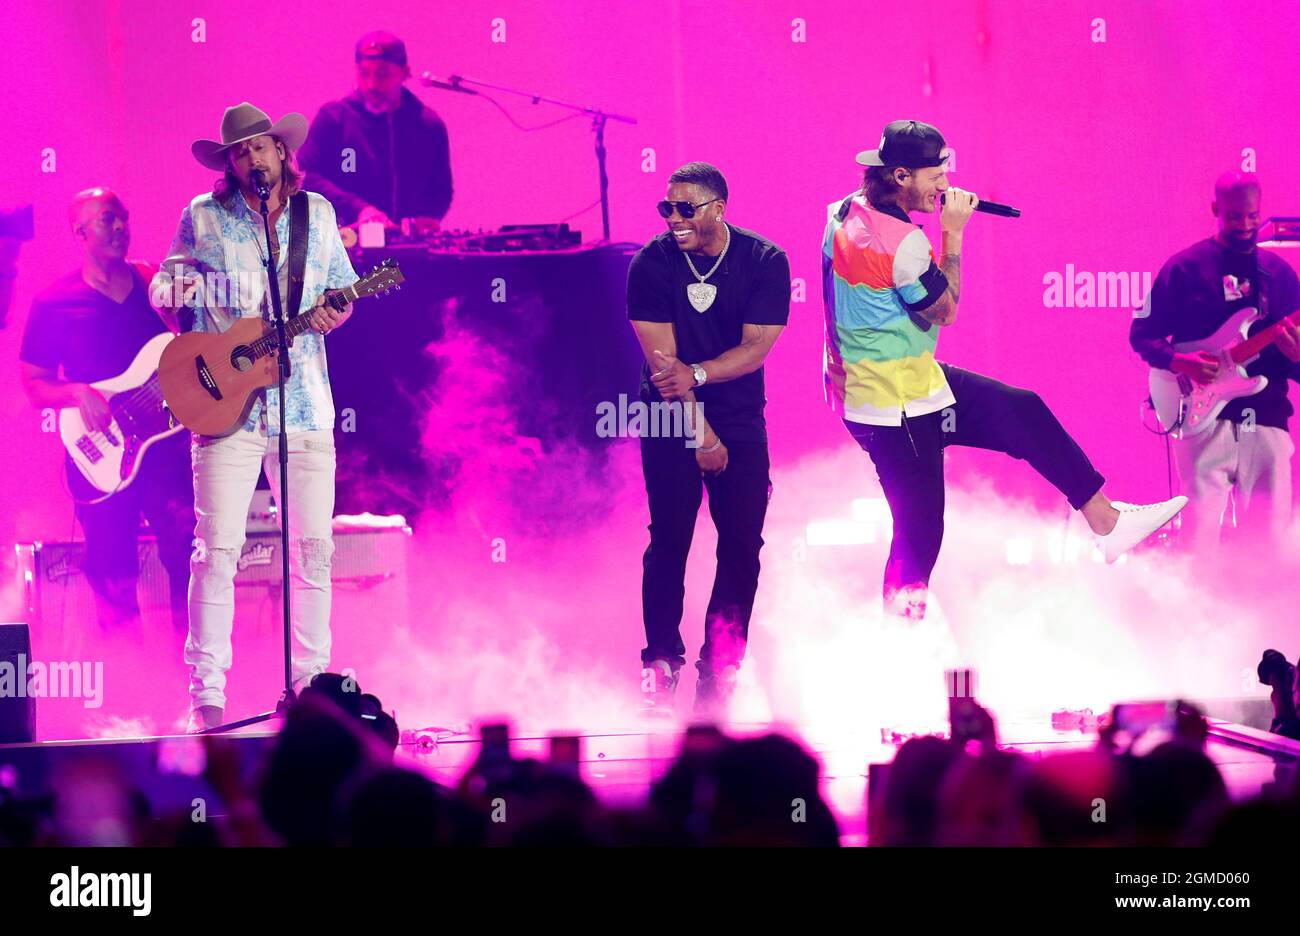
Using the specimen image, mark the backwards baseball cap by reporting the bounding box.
[356,30,407,66]
[856,120,948,168]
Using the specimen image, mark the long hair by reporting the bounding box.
[862,165,902,208]
[212,137,304,208]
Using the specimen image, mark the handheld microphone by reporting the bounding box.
[250,169,272,201]
[419,72,478,95]
[940,193,1021,218]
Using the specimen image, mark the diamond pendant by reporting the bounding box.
[687,282,717,313]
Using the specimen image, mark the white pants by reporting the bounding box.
[1173,420,1294,554]
[187,425,336,710]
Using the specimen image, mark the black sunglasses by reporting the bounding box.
[657,197,721,220]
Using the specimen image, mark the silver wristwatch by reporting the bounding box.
[691,363,708,387]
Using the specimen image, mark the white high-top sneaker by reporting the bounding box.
[186,705,224,734]
[1095,496,1188,563]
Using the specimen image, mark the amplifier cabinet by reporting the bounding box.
[14,524,412,632]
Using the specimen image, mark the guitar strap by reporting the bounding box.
[286,190,310,320]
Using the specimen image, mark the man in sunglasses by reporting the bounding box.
[627,162,791,718]
[824,120,1187,620]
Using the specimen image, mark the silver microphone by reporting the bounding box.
[419,72,477,95]
[250,169,272,201]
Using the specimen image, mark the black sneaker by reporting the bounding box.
[693,664,738,720]
[640,660,680,715]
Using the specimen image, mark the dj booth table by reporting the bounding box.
[327,241,644,519]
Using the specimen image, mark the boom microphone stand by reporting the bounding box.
[202,168,297,733]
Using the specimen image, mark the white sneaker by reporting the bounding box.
[186,705,224,734]
[1095,496,1187,563]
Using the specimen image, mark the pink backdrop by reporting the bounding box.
[3,0,1298,737]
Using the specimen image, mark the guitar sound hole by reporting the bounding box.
[230,345,254,372]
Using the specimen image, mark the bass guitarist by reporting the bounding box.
[19,188,194,632]
[1132,171,1300,552]
[151,102,358,733]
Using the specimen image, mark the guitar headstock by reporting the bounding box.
[350,258,405,299]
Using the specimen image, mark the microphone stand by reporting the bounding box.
[202,178,297,733]
[419,72,635,241]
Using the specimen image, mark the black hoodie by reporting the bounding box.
[298,87,452,226]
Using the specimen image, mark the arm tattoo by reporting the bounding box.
[922,254,961,326]
[940,253,961,304]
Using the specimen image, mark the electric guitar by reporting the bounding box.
[59,332,182,502]
[158,260,404,437]
[1149,306,1300,436]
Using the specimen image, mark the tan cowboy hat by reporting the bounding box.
[191,102,308,171]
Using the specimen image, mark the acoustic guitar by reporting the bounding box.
[158,259,403,437]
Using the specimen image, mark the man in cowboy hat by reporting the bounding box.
[152,101,359,733]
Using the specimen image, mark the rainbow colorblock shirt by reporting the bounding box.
[822,193,955,425]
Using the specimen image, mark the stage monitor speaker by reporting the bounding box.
[15,526,411,629]
[14,525,413,666]
[0,623,36,743]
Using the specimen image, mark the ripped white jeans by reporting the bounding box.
[187,424,336,710]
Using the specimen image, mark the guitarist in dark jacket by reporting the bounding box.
[19,188,194,631]
[1131,172,1300,552]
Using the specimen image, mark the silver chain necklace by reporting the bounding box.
[682,222,730,312]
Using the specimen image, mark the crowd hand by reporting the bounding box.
[940,186,978,233]
[356,205,394,228]
[696,438,728,476]
[308,292,352,335]
[75,384,113,434]
[1277,318,1300,362]
[651,350,695,400]
[1171,350,1221,384]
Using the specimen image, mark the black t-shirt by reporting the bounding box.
[1131,237,1300,429]
[20,266,167,383]
[626,225,791,443]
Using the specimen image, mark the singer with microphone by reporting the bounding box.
[822,120,1185,619]
[151,102,358,732]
